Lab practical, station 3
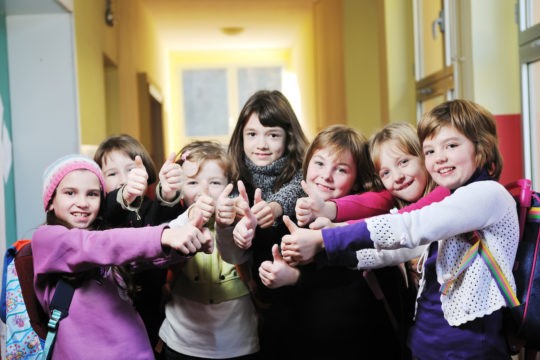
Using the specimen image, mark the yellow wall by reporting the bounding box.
[74,0,165,150]
[468,0,520,114]
[343,0,384,137]
[384,0,416,125]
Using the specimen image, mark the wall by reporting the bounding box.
[75,0,165,150]
[7,3,79,239]
[343,0,386,137]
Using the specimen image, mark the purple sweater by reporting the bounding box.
[32,224,178,360]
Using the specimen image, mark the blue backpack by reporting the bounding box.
[1,240,75,360]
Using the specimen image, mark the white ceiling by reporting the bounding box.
[140,0,315,51]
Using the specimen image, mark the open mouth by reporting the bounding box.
[437,166,455,175]
[316,182,334,192]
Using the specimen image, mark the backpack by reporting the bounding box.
[504,179,540,354]
[1,240,76,360]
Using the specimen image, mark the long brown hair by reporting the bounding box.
[228,90,308,191]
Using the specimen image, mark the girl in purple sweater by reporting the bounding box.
[32,154,212,360]
[282,100,519,359]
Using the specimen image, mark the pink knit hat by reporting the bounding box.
[42,154,106,211]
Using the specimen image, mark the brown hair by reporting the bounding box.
[177,140,230,180]
[303,124,380,193]
[417,99,503,180]
[228,90,308,191]
[94,134,158,185]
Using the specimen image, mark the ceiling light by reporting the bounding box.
[221,27,244,36]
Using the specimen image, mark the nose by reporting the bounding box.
[434,150,447,164]
[256,135,268,149]
[320,167,333,181]
[75,194,89,208]
[393,170,405,184]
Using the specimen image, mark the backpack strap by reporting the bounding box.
[43,278,76,360]
[14,242,50,339]
[440,231,520,307]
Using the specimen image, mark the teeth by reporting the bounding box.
[439,167,453,174]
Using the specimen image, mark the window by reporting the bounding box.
[182,66,282,137]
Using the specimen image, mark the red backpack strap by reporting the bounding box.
[14,242,49,339]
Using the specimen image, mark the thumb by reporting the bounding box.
[283,215,298,233]
[238,180,249,203]
[271,244,283,262]
[219,183,233,199]
[189,209,204,229]
[165,151,177,165]
[134,155,145,169]
[254,188,263,204]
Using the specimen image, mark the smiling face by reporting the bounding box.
[305,148,357,201]
[101,150,137,193]
[242,113,286,166]
[48,169,101,229]
[377,139,428,203]
[181,159,228,207]
[423,125,477,190]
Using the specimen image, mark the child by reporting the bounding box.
[295,122,449,228]
[258,124,413,359]
[158,140,259,359]
[281,99,519,359]
[93,134,184,352]
[93,133,183,227]
[32,154,212,359]
[216,89,308,357]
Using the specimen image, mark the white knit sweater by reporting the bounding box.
[365,180,519,326]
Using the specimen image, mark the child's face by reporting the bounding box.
[423,125,476,190]
[243,113,286,166]
[49,170,101,229]
[305,148,356,200]
[377,139,428,203]
[181,160,228,207]
[101,150,136,193]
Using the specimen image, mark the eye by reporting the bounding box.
[89,191,101,197]
[186,180,198,186]
[337,166,349,174]
[379,170,390,179]
[270,133,282,139]
[424,149,434,156]
[399,158,409,167]
[313,160,324,167]
[446,142,458,149]
[210,180,224,186]
[65,190,75,196]
[245,131,256,138]
[105,171,117,177]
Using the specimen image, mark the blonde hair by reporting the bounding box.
[369,122,436,208]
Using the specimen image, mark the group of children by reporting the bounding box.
[31,90,519,360]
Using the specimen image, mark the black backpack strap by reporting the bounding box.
[44,278,76,360]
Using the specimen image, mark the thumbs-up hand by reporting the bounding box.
[258,244,300,289]
[295,180,325,227]
[159,152,183,202]
[161,210,213,255]
[190,190,215,225]
[216,183,235,227]
[232,198,258,250]
[280,215,324,265]
[233,180,249,220]
[250,188,275,229]
[123,155,148,206]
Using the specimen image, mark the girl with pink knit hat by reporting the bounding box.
[33,154,213,359]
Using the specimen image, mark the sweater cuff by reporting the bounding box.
[322,221,374,260]
[155,182,181,207]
